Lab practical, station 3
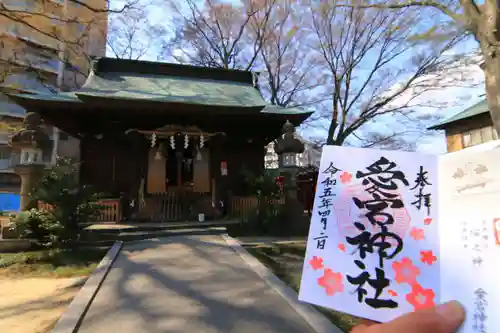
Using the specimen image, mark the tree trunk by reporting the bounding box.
[326,122,337,145]
[483,55,500,136]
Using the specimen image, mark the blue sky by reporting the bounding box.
[108,0,485,155]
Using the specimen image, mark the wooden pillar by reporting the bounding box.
[125,130,147,220]
[211,135,228,217]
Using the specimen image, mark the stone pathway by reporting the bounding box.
[76,235,317,333]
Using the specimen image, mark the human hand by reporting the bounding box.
[351,301,465,333]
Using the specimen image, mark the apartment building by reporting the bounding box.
[0,0,107,190]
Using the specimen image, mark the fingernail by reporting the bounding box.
[436,301,465,327]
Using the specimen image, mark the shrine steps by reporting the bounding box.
[82,219,239,233]
[79,223,232,246]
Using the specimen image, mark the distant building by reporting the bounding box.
[428,99,498,153]
[265,136,322,169]
[0,0,108,190]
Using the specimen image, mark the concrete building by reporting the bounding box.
[428,99,498,153]
[0,0,107,190]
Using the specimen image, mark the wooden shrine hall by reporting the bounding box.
[8,57,312,222]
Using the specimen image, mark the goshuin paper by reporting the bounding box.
[298,143,500,333]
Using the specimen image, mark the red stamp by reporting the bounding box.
[494,218,500,246]
[334,184,411,245]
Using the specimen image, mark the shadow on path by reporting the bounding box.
[76,235,316,333]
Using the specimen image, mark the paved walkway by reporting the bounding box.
[237,236,306,246]
[76,235,317,333]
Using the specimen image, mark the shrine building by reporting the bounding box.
[7,57,312,221]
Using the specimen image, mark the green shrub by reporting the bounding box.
[230,169,288,236]
[9,157,104,248]
[8,209,58,247]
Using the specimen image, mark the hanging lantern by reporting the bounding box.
[184,134,189,149]
[151,133,157,147]
[200,134,205,148]
[170,135,175,150]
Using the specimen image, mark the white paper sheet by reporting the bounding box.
[298,146,440,322]
[438,146,500,333]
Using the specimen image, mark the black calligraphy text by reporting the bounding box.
[347,157,408,309]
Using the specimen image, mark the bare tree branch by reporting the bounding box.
[329,0,500,137]
[107,5,167,60]
[163,0,272,70]
[304,1,470,147]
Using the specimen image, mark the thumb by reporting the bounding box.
[365,301,465,333]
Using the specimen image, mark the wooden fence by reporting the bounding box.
[36,194,287,223]
[229,196,285,218]
[37,198,121,224]
[145,190,193,222]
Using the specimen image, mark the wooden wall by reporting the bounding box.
[443,113,493,153]
[446,134,463,152]
[80,138,142,197]
[218,139,265,196]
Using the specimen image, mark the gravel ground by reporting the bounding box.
[0,277,83,333]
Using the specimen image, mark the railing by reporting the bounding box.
[37,198,121,223]
[94,199,121,223]
[229,196,285,218]
[2,20,60,50]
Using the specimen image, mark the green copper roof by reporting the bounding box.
[7,91,81,103]
[260,105,311,115]
[428,99,489,130]
[8,73,267,107]
[6,57,311,118]
[75,71,268,107]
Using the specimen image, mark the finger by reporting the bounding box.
[368,301,465,333]
[358,318,378,326]
[351,319,379,332]
[350,324,368,333]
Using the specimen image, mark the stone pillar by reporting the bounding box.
[15,165,45,210]
[9,113,52,211]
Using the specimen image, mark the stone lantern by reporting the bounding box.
[273,120,305,179]
[273,120,305,229]
[9,112,52,210]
